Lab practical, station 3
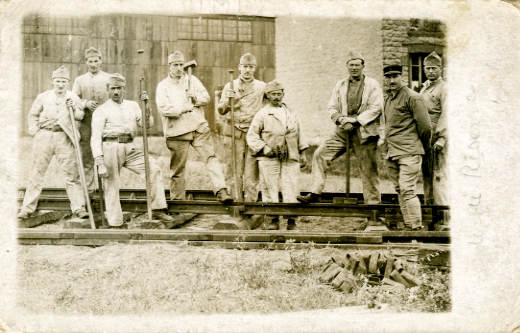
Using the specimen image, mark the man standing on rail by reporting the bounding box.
[297,51,384,205]
[91,73,174,228]
[72,47,112,195]
[18,66,88,219]
[379,64,431,230]
[217,53,267,202]
[247,79,308,230]
[420,52,448,207]
[155,51,233,203]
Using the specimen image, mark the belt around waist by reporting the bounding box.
[41,126,63,132]
[103,135,133,143]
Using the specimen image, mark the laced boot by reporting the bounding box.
[296,193,321,204]
[266,217,279,230]
[286,218,297,230]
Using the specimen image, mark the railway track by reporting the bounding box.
[17,188,450,248]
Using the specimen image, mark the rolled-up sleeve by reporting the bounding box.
[27,95,43,136]
[90,108,106,159]
[246,111,267,154]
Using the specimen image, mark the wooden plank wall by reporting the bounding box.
[22,14,276,135]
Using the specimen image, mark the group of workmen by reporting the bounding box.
[18,47,447,231]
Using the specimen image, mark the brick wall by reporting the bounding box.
[275,17,383,142]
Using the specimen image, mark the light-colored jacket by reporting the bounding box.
[217,78,267,135]
[247,104,308,162]
[27,90,84,143]
[420,78,447,147]
[327,75,384,139]
[156,73,210,138]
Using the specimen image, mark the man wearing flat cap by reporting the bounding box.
[379,64,431,230]
[298,51,384,205]
[217,53,267,202]
[91,73,175,228]
[72,47,112,194]
[420,51,448,208]
[247,80,308,230]
[18,66,88,219]
[156,51,233,203]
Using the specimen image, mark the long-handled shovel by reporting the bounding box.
[228,69,241,202]
[67,102,96,229]
[137,49,154,222]
[97,169,106,227]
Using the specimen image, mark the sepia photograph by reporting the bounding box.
[1,0,520,332]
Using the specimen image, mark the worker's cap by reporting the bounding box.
[239,53,257,66]
[383,65,403,76]
[346,51,364,64]
[85,47,102,60]
[168,51,185,64]
[265,79,284,93]
[52,66,70,80]
[108,73,126,87]
[423,51,442,66]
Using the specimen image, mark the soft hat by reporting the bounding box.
[346,51,364,64]
[85,47,102,59]
[108,73,126,87]
[265,79,284,93]
[52,66,70,80]
[168,51,185,64]
[240,53,257,65]
[423,51,442,66]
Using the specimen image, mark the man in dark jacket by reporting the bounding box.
[379,65,431,230]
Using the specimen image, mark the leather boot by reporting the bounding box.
[216,188,234,204]
[406,196,424,230]
[296,193,321,204]
[152,209,175,223]
[287,218,297,230]
[267,217,279,230]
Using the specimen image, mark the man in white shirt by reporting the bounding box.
[91,73,174,228]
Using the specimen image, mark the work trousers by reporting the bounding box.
[79,109,96,193]
[385,155,422,201]
[166,128,227,200]
[223,132,259,202]
[21,130,85,214]
[422,145,449,205]
[259,159,299,221]
[102,142,167,226]
[310,129,381,204]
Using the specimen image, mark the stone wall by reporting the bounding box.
[381,18,411,82]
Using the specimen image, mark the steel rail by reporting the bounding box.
[18,188,436,204]
[18,229,450,246]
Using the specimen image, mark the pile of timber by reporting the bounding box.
[319,252,421,293]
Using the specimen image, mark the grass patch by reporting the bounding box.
[17,243,450,315]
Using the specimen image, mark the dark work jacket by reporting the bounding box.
[382,86,432,159]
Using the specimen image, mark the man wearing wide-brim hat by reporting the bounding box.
[72,47,113,195]
[247,79,308,230]
[217,53,267,202]
[155,51,233,203]
[91,73,175,228]
[298,51,384,205]
[379,64,432,230]
[420,51,449,209]
[18,66,88,219]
